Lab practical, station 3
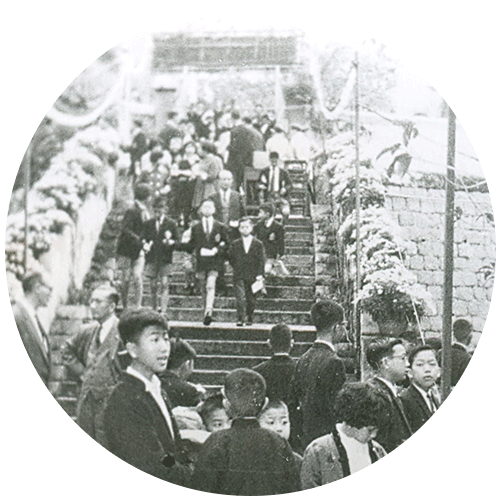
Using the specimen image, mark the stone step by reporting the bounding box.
[190,370,229,386]
[167,296,314,312]
[285,231,313,241]
[196,354,269,371]
[168,273,315,287]
[284,246,313,255]
[168,283,315,300]
[168,308,312,325]
[281,255,313,266]
[186,339,313,357]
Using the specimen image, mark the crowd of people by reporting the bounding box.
[12,266,473,493]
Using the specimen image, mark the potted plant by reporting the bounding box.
[356,264,435,336]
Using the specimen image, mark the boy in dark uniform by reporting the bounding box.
[191,368,300,495]
[254,202,285,276]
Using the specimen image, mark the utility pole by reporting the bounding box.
[353,52,362,380]
[441,104,456,400]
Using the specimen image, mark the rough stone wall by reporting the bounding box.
[385,185,495,346]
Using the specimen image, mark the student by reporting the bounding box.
[288,300,347,452]
[254,203,286,277]
[116,183,152,309]
[160,338,205,408]
[228,217,265,326]
[258,399,303,468]
[400,345,441,433]
[366,338,413,453]
[258,151,292,224]
[61,286,122,446]
[12,272,53,387]
[143,196,179,313]
[198,393,231,433]
[191,368,301,495]
[301,383,389,489]
[104,309,191,485]
[449,319,473,387]
[253,323,296,402]
[181,198,228,325]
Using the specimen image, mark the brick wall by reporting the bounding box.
[385,185,495,346]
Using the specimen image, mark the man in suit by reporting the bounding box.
[400,345,441,433]
[182,198,228,325]
[226,111,256,190]
[104,309,191,485]
[366,338,413,453]
[228,217,265,326]
[116,182,152,309]
[61,286,123,445]
[253,323,296,402]
[258,151,292,223]
[288,300,347,452]
[12,272,53,387]
[143,197,179,313]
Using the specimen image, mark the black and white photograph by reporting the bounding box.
[2,3,499,499]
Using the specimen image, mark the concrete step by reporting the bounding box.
[167,283,315,300]
[285,231,313,242]
[186,339,313,357]
[167,296,314,312]
[168,273,315,287]
[168,308,313,325]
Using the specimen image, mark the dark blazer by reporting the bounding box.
[369,377,413,453]
[450,343,472,387]
[13,299,51,387]
[104,372,191,485]
[143,215,179,266]
[400,383,437,434]
[181,219,228,273]
[258,166,292,200]
[253,354,296,402]
[210,189,246,226]
[116,202,149,260]
[228,237,265,282]
[254,219,285,259]
[288,342,346,451]
[226,124,255,171]
[160,371,204,408]
[191,418,300,495]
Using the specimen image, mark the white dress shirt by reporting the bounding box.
[242,235,253,253]
[336,423,372,474]
[98,314,117,345]
[126,366,175,439]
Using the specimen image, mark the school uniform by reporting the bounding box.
[288,341,346,453]
[104,369,191,485]
[369,377,413,453]
[116,200,150,308]
[143,215,179,311]
[210,188,246,240]
[181,217,228,318]
[160,370,204,409]
[191,417,301,495]
[258,166,292,202]
[252,354,296,402]
[62,315,124,445]
[228,235,265,324]
[400,383,440,433]
[254,218,285,259]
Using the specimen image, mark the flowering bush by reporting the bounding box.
[6,121,121,278]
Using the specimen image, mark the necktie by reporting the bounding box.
[204,218,210,234]
[427,391,439,413]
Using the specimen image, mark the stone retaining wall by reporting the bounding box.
[385,185,495,346]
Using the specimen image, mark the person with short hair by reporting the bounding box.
[116,183,152,309]
[288,300,347,452]
[104,308,191,485]
[61,286,122,444]
[253,323,296,402]
[400,345,441,433]
[448,319,473,387]
[12,272,53,386]
[301,383,388,489]
[258,151,292,224]
[198,393,231,433]
[191,141,223,212]
[181,198,228,325]
[366,338,413,452]
[143,197,179,313]
[191,368,300,495]
[254,202,286,276]
[160,338,205,408]
[228,217,265,326]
